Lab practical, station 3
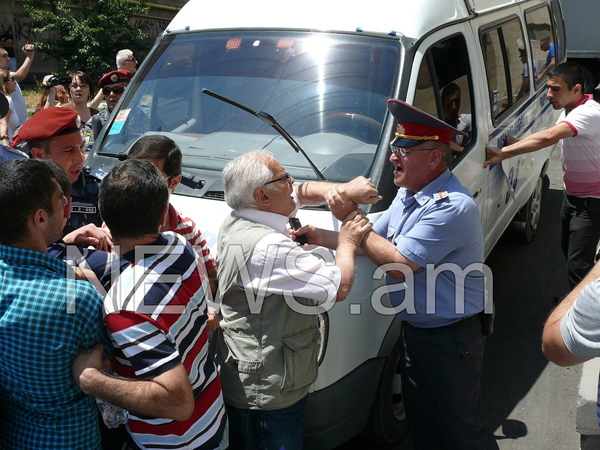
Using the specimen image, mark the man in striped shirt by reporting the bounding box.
[102,135,220,330]
[73,159,227,450]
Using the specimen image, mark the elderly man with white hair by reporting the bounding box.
[215,150,379,450]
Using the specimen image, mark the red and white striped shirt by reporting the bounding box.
[102,232,226,450]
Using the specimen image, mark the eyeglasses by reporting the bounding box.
[102,86,126,95]
[124,58,137,63]
[390,145,436,157]
[263,171,293,186]
[70,83,88,89]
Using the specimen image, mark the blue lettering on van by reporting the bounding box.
[505,158,521,204]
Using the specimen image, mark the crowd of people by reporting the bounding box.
[1,24,600,450]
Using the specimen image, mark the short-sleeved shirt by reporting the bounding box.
[47,240,115,280]
[0,244,110,449]
[168,203,217,276]
[102,203,217,276]
[561,279,600,426]
[102,232,226,449]
[372,169,486,328]
[66,170,101,233]
[558,95,600,198]
[546,43,556,68]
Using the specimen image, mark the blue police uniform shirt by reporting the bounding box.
[0,144,27,164]
[66,169,101,233]
[372,169,487,328]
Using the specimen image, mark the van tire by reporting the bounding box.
[362,335,408,444]
[512,174,547,243]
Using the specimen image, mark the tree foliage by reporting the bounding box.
[23,0,150,75]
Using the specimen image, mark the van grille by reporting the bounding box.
[204,191,225,201]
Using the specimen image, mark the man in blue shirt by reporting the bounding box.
[0,159,109,449]
[326,100,497,449]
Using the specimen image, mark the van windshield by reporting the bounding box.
[95,31,400,185]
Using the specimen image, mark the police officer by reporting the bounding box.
[326,100,497,450]
[84,69,130,150]
[12,107,111,250]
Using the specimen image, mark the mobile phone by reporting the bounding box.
[289,218,308,245]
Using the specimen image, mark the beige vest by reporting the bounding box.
[215,212,319,410]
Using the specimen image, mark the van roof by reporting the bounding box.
[167,0,530,40]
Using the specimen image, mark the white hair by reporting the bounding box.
[116,49,133,69]
[223,150,276,210]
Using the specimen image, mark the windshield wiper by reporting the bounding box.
[202,89,326,181]
[97,151,128,160]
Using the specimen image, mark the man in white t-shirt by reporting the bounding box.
[486,62,600,288]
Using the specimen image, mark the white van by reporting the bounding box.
[87,0,566,447]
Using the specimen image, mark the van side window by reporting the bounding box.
[481,18,529,118]
[412,34,475,159]
[525,5,556,87]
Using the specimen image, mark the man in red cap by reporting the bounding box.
[324,100,497,449]
[12,107,111,250]
[84,69,131,150]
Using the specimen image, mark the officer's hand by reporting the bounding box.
[339,209,372,248]
[72,344,110,391]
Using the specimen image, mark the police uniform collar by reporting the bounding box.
[413,169,452,206]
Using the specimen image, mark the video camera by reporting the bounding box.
[42,75,71,90]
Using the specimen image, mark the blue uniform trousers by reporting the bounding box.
[400,317,498,450]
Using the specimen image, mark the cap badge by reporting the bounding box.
[110,73,119,83]
[396,124,405,135]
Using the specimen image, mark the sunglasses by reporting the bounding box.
[70,83,88,89]
[3,77,14,82]
[263,171,293,186]
[124,58,137,63]
[102,86,126,95]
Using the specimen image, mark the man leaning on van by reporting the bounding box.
[486,62,600,290]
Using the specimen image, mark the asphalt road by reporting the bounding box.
[338,148,583,449]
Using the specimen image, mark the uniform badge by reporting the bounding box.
[433,189,449,202]
[396,124,405,136]
[110,73,119,83]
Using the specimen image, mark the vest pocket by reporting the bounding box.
[222,330,264,374]
[281,326,319,393]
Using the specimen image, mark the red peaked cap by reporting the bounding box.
[387,99,467,148]
[99,69,131,88]
[12,107,81,148]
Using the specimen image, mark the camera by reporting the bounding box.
[43,75,71,89]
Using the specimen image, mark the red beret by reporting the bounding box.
[12,107,81,148]
[387,99,467,147]
[99,70,131,88]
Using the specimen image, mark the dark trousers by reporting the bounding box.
[400,319,498,450]
[226,395,309,450]
[560,193,600,288]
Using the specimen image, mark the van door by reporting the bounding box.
[407,26,489,236]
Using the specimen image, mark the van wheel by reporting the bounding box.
[362,335,408,444]
[511,174,546,242]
